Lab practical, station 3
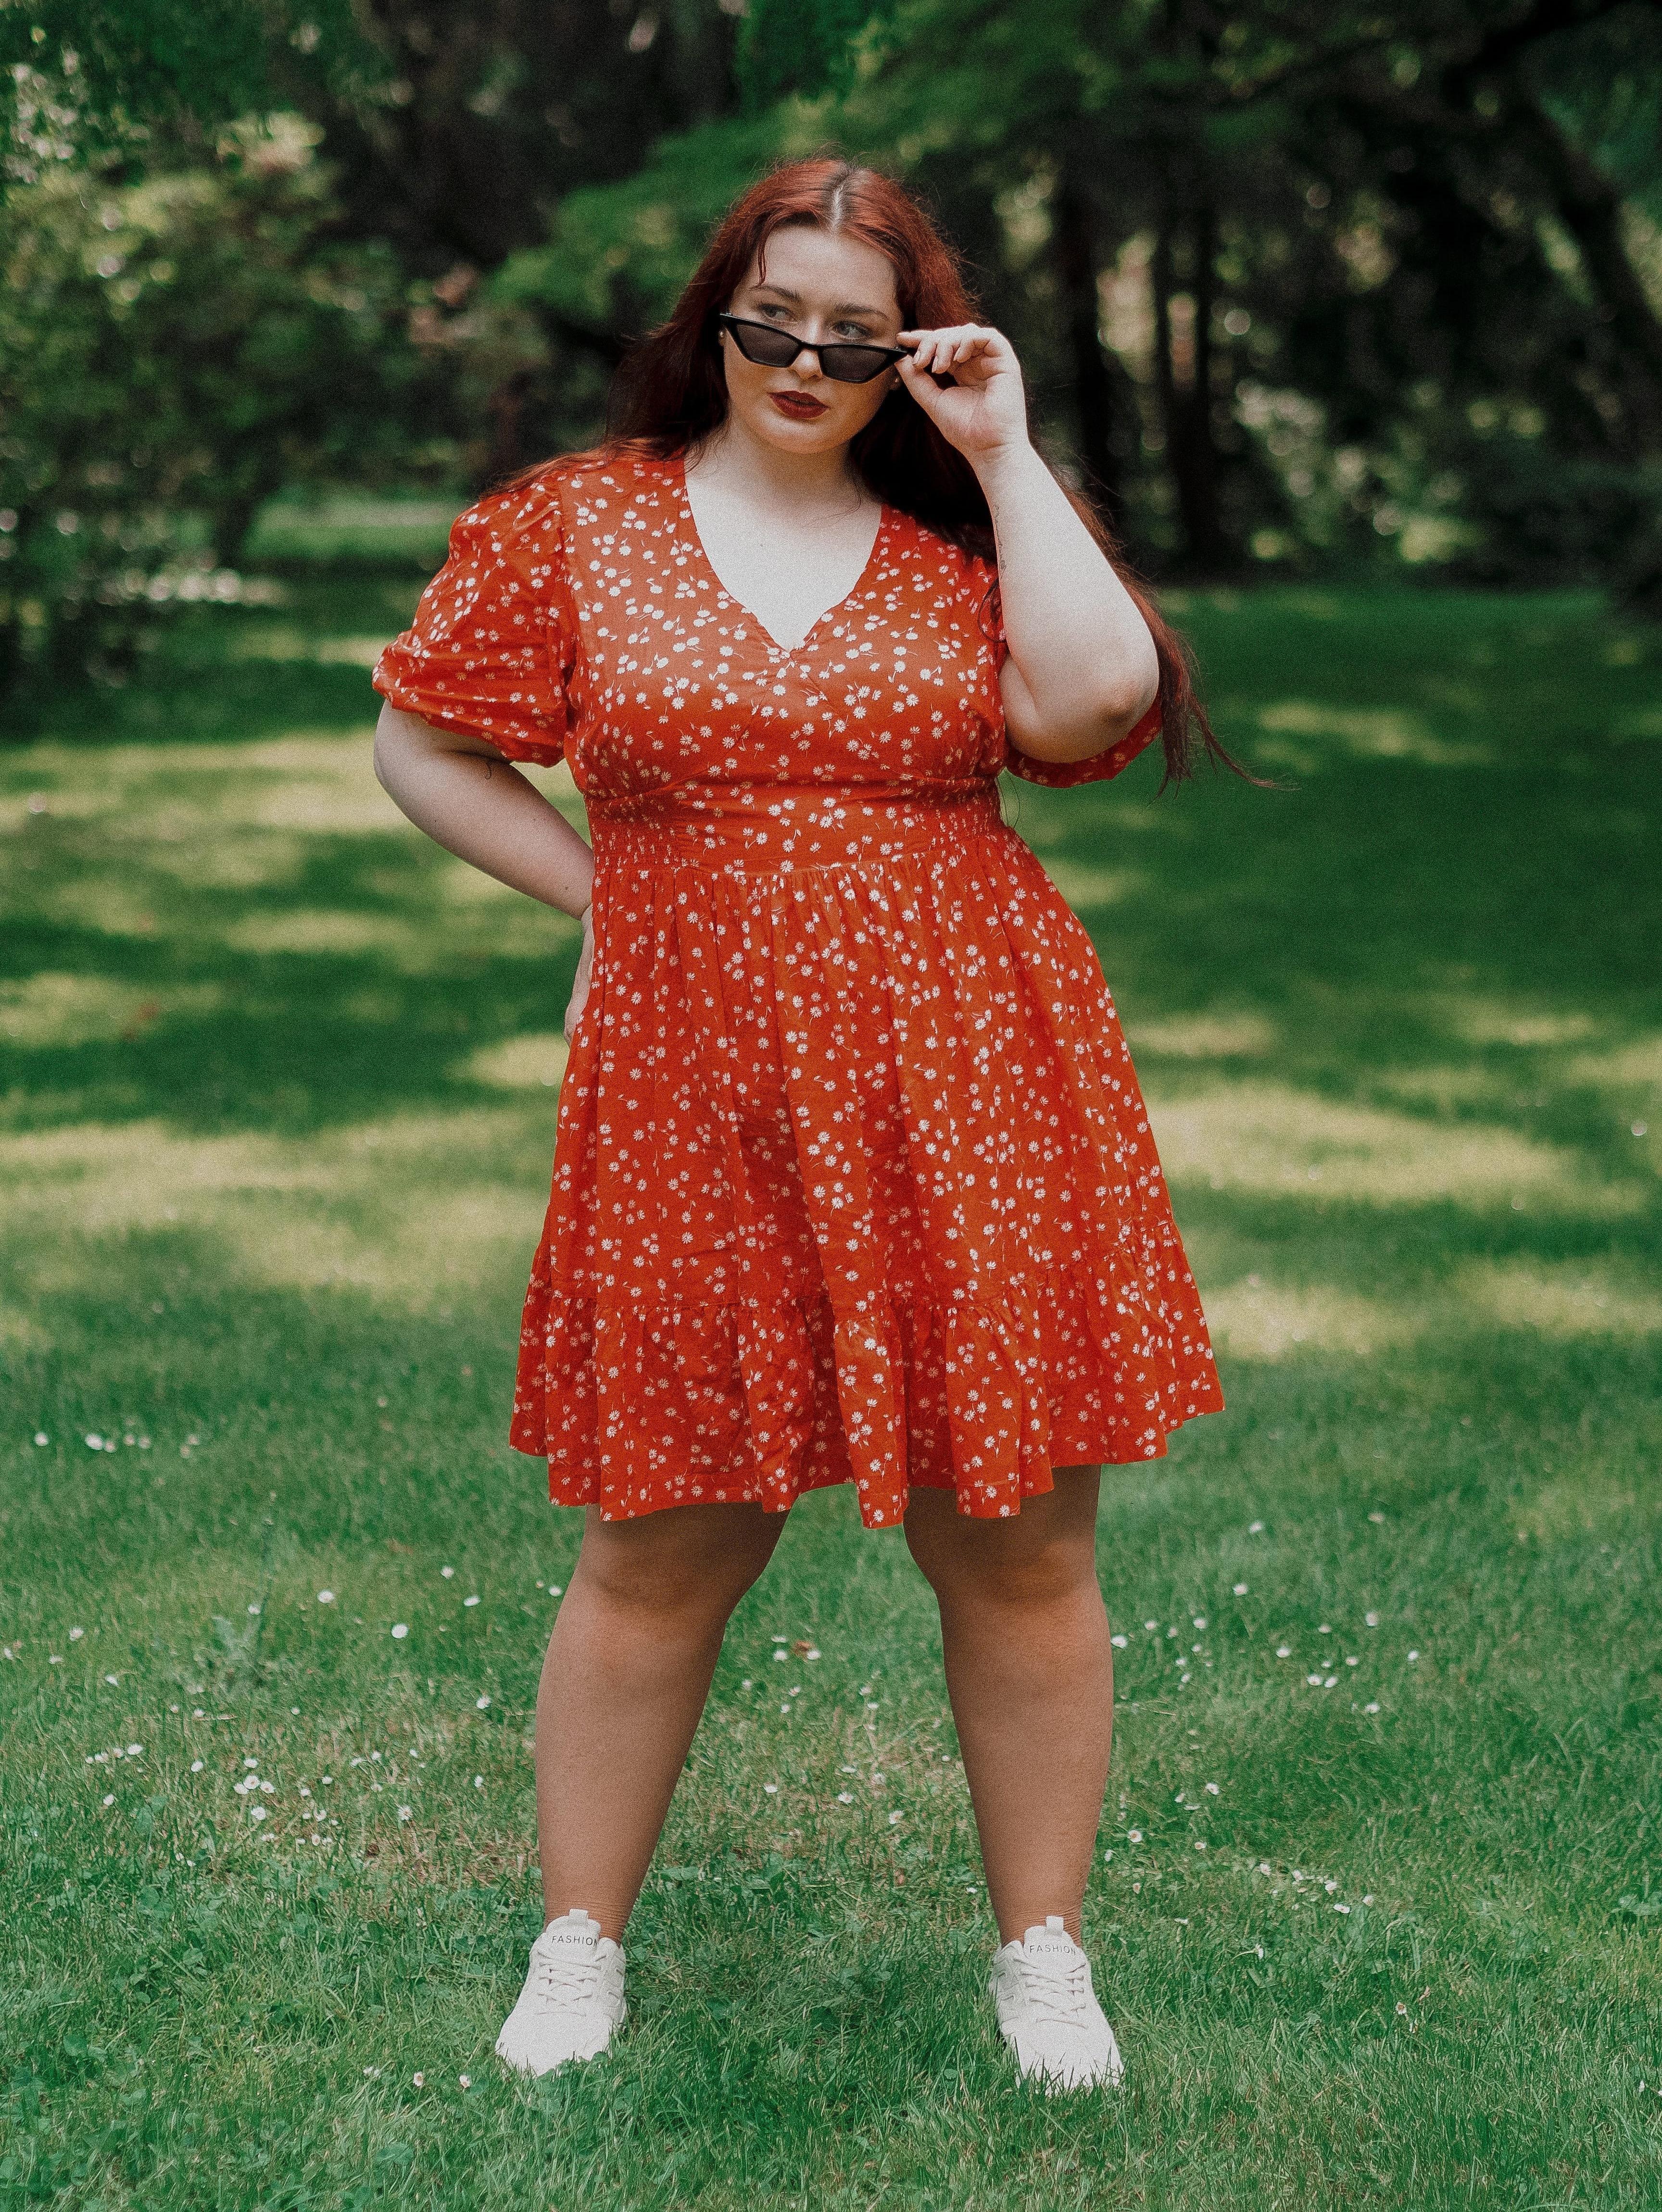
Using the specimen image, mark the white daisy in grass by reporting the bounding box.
[391,1624,408,1640]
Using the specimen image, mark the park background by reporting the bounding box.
[2,3,1660,2206]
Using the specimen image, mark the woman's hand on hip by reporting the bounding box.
[563,904,594,1042]
[895,325,1029,468]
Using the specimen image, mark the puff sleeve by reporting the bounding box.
[371,477,576,768]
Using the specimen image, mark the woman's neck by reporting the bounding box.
[685,416,872,518]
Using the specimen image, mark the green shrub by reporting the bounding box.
[0,115,418,689]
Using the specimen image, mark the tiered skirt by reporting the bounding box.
[510,781,1222,1524]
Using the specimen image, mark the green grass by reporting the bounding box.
[2,570,1661,2209]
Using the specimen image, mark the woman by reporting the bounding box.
[372,158,1227,2096]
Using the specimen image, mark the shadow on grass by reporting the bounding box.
[2,576,1660,2210]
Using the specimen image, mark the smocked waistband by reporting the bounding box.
[585,782,1007,871]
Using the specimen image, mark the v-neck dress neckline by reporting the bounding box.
[674,447,894,658]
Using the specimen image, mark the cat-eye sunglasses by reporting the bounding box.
[716,312,906,386]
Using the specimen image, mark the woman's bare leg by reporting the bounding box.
[903,1466,1113,1945]
[534,1499,787,1940]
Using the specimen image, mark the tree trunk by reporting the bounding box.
[1052,176,1123,528]
[1510,87,1662,450]
[1152,202,1231,571]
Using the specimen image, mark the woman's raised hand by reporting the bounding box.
[895,325,1029,468]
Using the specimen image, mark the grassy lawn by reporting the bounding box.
[2,556,1660,2209]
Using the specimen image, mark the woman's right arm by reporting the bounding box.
[373,703,597,1032]
[373,703,594,918]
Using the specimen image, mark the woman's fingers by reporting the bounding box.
[898,324,1004,375]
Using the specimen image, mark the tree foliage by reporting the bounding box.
[502,0,1662,594]
[0,116,427,683]
[3,0,1661,697]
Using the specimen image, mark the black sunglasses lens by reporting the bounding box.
[818,345,895,384]
[726,320,800,366]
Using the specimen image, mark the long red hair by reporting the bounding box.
[556,158,1239,787]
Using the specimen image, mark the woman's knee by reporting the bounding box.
[576,1503,782,1629]
[905,1475,1102,1613]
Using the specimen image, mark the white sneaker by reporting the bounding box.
[494,1907,627,2077]
[989,1916,1125,2093]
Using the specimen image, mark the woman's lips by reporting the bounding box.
[769,391,828,419]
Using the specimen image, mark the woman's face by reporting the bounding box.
[718,223,904,460]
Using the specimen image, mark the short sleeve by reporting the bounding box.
[970,547,1163,787]
[371,478,574,767]
[1002,696,1162,787]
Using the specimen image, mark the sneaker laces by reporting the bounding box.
[1021,1949,1096,2031]
[529,1941,602,2012]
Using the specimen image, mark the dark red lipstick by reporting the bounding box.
[769,391,828,420]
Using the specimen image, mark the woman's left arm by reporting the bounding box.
[897,325,1159,765]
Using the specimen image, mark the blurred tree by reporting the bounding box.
[5,0,1659,598]
[0,117,434,686]
[0,0,375,162]
[514,0,1662,589]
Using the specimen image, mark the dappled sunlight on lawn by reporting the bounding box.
[1562,1034,1662,1093]
[0,972,227,1048]
[1124,1010,1281,1060]
[1205,1256,1662,1367]
[1147,1081,1639,1215]
[1432,1000,1601,1050]
[1454,1256,1662,1339]
[1254,699,1492,769]
[1202,1279,1420,1362]
[461,1033,571,1091]
[3,1110,551,1314]
[1034,858,1148,910]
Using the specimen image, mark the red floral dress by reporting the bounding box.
[374,445,1222,1526]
